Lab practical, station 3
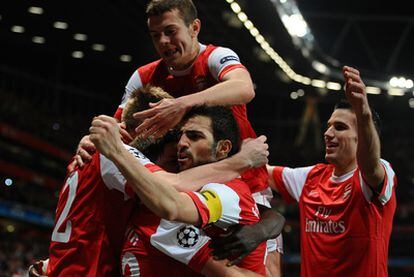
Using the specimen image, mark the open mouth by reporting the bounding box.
[163,48,179,58]
[325,142,338,151]
[177,152,190,163]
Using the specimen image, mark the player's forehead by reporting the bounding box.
[147,9,185,31]
[181,115,212,135]
[327,108,356,126]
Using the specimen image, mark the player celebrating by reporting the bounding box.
[266,66,397,276]
[72,0,283,270]
[90,106,269,276]
[44,87,269,276]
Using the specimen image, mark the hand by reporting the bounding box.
[67,135,96,172]
[89,115,124,159]
[210,224,263,266]
[133,98,188,139]
[238,136,269,168]
[28,259,48,277]
[343,66,369,115]
[119,122,133,144]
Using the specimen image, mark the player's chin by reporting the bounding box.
[325,153,335,164]
[178,160,191,171]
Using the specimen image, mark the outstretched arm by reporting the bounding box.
[134,68,255,138]
[89,115,269,225]
[343,66,384,190]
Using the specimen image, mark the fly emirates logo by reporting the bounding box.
[305,206,345,234]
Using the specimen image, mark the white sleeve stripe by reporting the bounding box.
[378,159,395,205]
[100,153,126,193]
[359,172,373,202]
[360,159,395,205]
[281,166,314,201]
[120,70,142,109]
[100,144,154,198]
[207,47,242,81]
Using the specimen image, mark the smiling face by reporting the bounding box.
[176,115,218,171]
[148,8,200,70]
[324,108,358,175]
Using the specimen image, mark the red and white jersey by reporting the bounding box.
[114,43,268,193]
[272,159,397,277]
[122,178,266,276]
[48,144,162,277]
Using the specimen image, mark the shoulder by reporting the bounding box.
[138,59,162,72]
[207,45,240,63]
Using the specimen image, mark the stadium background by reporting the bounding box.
[0,0,413,275]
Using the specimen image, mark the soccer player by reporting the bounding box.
[74,0,268,195]
[90,105,270,276]
[43,87,269,276]
[72,0,284,269]
[265,66,396,276]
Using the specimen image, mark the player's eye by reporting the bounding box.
[186,131,203,141]
[165,28,177,36]
[150,33,160,40]
[334,123,347,131]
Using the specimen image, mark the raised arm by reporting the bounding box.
[89,115,268,225]
[90,115,200,225]
[343,66,384,190]
[134,68,255,138]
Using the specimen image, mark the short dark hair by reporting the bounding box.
[123,85,173,133]
[334,98,382,136]
[139,128,179,162]
[146,0,198,26]
[182,105,240,157]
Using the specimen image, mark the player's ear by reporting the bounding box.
[215,139,232,159]
[190,19,201,38]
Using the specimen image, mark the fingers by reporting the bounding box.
[77,148,93,161]
[343,65,359,75]
[28,261,47,277]
[74,155,84,169]
[133,108,156,120]
[149,101,161,107]
[226,252,249,267]
[135,119,169,139]
[257,135,267,142]
[212,244,243,260]
[135,119,151,135]
[119,127,133,143]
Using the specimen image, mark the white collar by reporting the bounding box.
[330,168,356,183]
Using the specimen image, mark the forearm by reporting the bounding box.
[356,111,384,187]
[179,70,254,108]
[172,152,252,191]
[111,147,182,220]
[202,258,262,277]
[257,206,285,240]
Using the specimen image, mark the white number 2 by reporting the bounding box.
[51,171,78,243]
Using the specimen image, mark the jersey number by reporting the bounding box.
[51,171,78,243]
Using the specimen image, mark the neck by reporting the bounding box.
[333,162,357,177]
[171,42,200,71]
